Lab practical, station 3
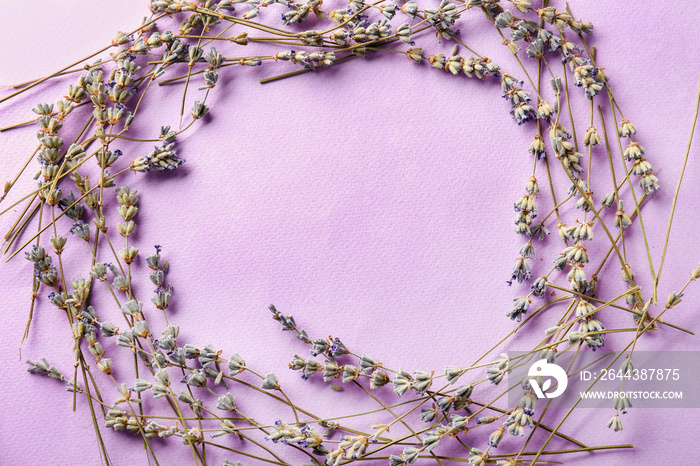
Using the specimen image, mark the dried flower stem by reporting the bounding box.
[654,74,700,297]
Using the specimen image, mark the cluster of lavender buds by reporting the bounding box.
[3,0,700,465]
[500,73,534,125]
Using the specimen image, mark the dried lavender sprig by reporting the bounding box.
[270,305,606,463]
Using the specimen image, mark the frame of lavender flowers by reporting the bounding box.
[1,1,699,465]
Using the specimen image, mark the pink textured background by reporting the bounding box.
[1,0,699,464]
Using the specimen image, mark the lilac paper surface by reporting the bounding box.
[1,1,699,465]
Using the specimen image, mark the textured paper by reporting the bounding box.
[1,1,699,464]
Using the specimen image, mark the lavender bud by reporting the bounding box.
[100,322,118,337]
[216,392,236,411]
[228,354,245,374]
[261,373,280,390]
